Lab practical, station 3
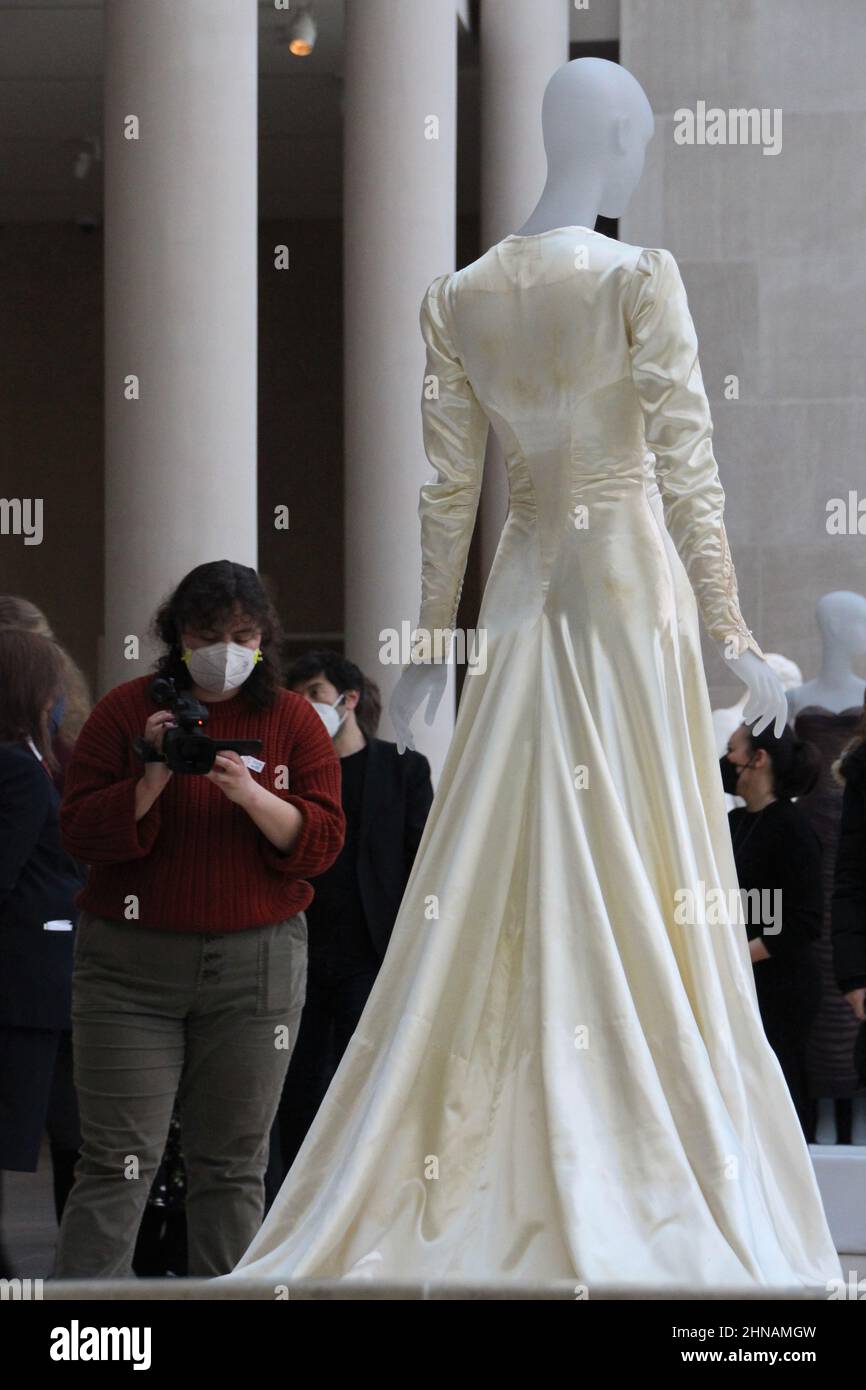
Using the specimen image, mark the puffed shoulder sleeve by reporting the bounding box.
[626,247,763,660]
[416,273,490,635]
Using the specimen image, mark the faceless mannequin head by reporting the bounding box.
[520,58,654,233]
[815,591,866,660]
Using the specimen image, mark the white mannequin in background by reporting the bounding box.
[787,591,866,720]
[786,591,866,1146]
[390,56,786,751]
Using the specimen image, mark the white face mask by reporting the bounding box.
[182,641,261,693]
[311,692,347,738]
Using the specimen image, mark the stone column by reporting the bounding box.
[102,0,258,692]
[343,0,459,780]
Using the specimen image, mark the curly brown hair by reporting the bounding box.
[150,560,286,709]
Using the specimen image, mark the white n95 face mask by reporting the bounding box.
[311,692,347,738]
[182,641,261,693]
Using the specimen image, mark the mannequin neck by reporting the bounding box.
[514,177,602,237]
[818,639,857,686]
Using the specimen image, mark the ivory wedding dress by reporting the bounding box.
[222,226,841,1290]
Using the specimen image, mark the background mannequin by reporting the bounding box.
[390,57,786,751]
[787,591,866,1144]
[787,591,866,720]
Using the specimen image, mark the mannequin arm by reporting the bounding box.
[627,247,764,662]
[389,276,490,755]
[416,274,490,639]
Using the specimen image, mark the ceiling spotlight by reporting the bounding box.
[288,6,316,56]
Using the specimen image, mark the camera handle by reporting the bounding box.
[132,736,166,764]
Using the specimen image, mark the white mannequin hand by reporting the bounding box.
[717,646,787,738]
[388,662,448,754]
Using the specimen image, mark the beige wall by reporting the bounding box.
[621,0,866,704]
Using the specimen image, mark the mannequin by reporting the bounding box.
[787,591,866,1144]
[390,56,786,750]
[221,57,842,1288]
[787,591,866,720]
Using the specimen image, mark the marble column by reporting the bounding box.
[343,0,459,780]
[102,0,258,692]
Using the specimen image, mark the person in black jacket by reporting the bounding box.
[265,650,434,1205]
[831,707,866,1028]
[721,720,824,1138]
[0,629,85,1274]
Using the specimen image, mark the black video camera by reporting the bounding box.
[133,676,263,775]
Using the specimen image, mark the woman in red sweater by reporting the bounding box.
[53,560,345,1279]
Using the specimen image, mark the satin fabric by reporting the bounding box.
[222,227,841,1290]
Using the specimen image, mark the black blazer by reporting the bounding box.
[832,741,866,994]
[349,737,434,960]
[0,742,86,1029]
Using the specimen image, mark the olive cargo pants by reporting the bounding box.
[53,910,307,1279]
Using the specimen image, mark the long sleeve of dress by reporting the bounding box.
[416,273,490,636]
[626,247,764,660]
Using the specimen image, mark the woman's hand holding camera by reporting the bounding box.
[133,711,175,821]
[207,753,302,853]
[134,718,300,854]
[143,710,176,785]
[137,715,262,810]
[207,750,257,806]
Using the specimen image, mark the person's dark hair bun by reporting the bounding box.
[746,724,821,799]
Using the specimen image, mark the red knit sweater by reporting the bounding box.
[60,675,346,932]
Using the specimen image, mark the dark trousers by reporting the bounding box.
[46,1030,82,1223]
[0,1027,80,1276]
[757,971,822,1142]
[265,960,379,1209]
